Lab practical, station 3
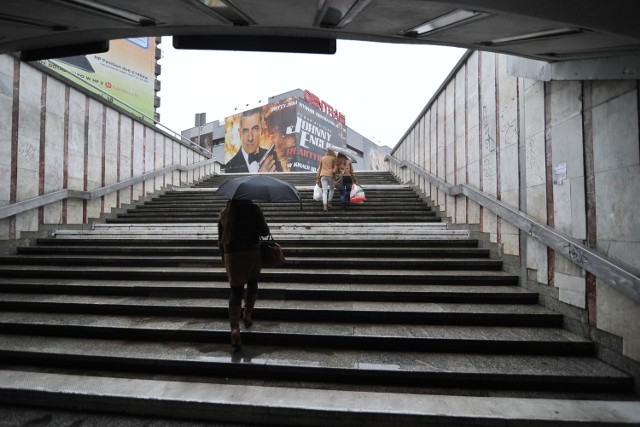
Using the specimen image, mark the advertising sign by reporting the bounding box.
[224,96,347,173]
[39,38,157,123]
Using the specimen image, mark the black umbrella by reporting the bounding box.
[215,174,302,208]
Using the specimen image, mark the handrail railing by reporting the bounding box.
[0,158,219,221]
[386,155,640,303]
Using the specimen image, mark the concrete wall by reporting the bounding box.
[0,55,218,240]
[390,50,640,363]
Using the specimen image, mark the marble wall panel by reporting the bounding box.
[0,163,9,206]
[499,144,519,194]
[523,82,546,191]
[87,101,103,158]
[104,192,117,214]
[18,64,41,137]
[119,117,132,180]
[45,76,66,118]
[66,199,83,224]
[591,80,636,107]
[556,271,586,308]
[104,110,120,186]
[0,94,11,160]
[501,220,520,255]
[548,81,582,126]
[550,115,585,240]
[0,55,12,77]
[527,233,549,285]
[593,90,639,173]
[86,198,101,221]
[597,281,640,361]
[595,165,640,270]
[145,131,154,174]
[155,135,165,191]
[16,168,38,201]
[16,208,37,233]
[43,199,62,224]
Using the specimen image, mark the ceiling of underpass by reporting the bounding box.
[0,0,639,63]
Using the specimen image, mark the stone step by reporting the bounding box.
[2,370,637,426]
[128,203,434,211]
[0,336,631,395]
[0,254,503,270]
[0,313,590,355]
[33,237,480,248]
[0,278,535,302]
[105,215,443,224]
[0,265,516,283]
[18,245,490,258]
[0,294,555,326]
[50,222,469,240]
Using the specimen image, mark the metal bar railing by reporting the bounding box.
[0,158,219,221]
[386,155,640,303]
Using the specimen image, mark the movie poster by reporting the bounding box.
[224,96,347,173]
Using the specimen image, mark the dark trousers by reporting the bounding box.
[340,176,353,207]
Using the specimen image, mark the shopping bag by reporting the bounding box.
[350,185,366,203]
[313,184,322,201]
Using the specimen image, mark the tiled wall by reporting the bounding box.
[0,55,217,240]
[391,50,640,362]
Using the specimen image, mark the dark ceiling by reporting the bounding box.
[1,0,639,62]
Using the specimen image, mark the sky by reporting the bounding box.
[157,38,466,149]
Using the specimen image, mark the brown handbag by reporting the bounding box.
[260,234,285,268]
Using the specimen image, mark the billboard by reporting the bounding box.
[39,38,157,123]
[224,96,347,173]
[190,132,214,151]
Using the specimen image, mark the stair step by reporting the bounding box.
[0,265,519,284]
[0,313,592,354]
[0,294,554,325]
[2,370,637,426]
[18,245,490,258]
[0,336,631,394]
[0,255,503,270]
[0,279,535,302]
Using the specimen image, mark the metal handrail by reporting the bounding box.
[0,158,219,221]
[386,155,640,303]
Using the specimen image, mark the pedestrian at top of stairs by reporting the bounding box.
[218,199,270,350]
[335,153,358,209]
[316,148,338,212]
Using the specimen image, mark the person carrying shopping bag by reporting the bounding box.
[315,148,338,212]
[335,153,357,209]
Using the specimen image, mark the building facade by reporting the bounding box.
[181,89,390,172]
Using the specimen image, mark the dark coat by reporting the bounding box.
[218,200,270,255]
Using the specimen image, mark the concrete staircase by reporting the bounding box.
[0,171,638,426]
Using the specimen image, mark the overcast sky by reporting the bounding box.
[157,38,465,148]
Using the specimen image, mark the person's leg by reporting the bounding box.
[243,279,258,328]
[229,285,244,349]
[327,177,335,208]
[320,176,330,211]
[340,177,353,208]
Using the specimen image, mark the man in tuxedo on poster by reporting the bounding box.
[226,108,282,173]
